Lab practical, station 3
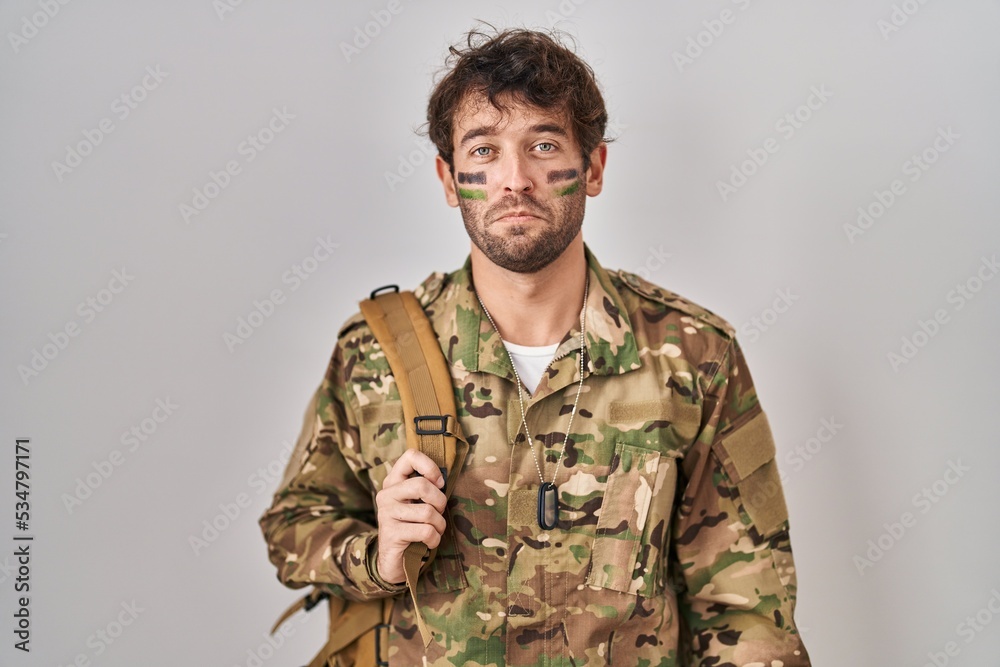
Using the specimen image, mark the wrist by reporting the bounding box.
[367,537,407,593]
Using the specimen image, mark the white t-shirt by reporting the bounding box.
[502,339,560,396]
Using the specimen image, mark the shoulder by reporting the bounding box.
[335,270,450,341]
[610,268,741,398]
[612,268,736,340]
[332,269,455,392]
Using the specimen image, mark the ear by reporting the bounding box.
[436,155,460,208]
[584,142,608,197]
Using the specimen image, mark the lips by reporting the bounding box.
[496,210,540,222]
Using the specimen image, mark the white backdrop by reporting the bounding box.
[2,1,999,665]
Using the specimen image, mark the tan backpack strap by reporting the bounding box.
[269,285,466,665]
[270,588,328,635]
[360,288,457,473]
[307,597,383,667]
[359,286,467,648]
[270,594,309,636]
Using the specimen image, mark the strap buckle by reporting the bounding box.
[302,590,328,612]
[413,415,449,435]
[375,623,391,667]
[369,284,399,300]
[412,415,450,488]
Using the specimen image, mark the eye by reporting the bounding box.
[473,146,492,157]
[535,142,555,152]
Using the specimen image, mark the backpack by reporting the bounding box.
[269,285,468,667]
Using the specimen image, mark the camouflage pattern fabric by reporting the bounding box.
[259,242,811,666]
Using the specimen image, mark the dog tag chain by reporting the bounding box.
[475,275,589,530]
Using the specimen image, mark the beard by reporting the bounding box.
[458,184,586,274]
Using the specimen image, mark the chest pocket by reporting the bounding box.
[585,397,698,598]
[358,400,467,594]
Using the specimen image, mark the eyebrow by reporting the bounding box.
[529,123,569,137]
[459,122,570,147]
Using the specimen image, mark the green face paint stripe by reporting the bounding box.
[556,180,580,196]
[458,188,487,200]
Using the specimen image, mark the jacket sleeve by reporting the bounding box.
[258,337,406,601]
[670,335,811,666]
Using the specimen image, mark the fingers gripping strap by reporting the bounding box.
[359,290,465,648]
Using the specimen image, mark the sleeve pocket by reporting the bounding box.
[715,409,789,541]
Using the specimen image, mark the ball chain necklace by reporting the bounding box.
[474,274,589,530]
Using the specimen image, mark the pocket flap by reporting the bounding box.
[360,401,405,426]
[719,410,775,482]
[716,409,788,539]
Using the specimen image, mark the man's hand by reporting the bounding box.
[374,449,448,585]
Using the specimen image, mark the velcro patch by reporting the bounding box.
[721,410,776,482]
[508,487,538,527]
[717,410,788,538]
[607,398,700,440]
[360,402,404,425]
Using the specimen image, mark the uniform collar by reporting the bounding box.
[420,242,642,400]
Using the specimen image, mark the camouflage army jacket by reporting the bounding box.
[259,242,811,666]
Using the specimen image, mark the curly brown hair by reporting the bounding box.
[425,26,610,174]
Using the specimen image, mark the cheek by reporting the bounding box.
[554,180,582,197]
[457,187,488,202]
[456,171,487,185]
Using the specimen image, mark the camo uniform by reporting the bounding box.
[259,242,811,666]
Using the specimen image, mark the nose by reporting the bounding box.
[501,154,534,194]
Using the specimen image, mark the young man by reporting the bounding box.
[260,28,811,666]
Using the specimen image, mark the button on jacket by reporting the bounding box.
[259,242,811,666]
